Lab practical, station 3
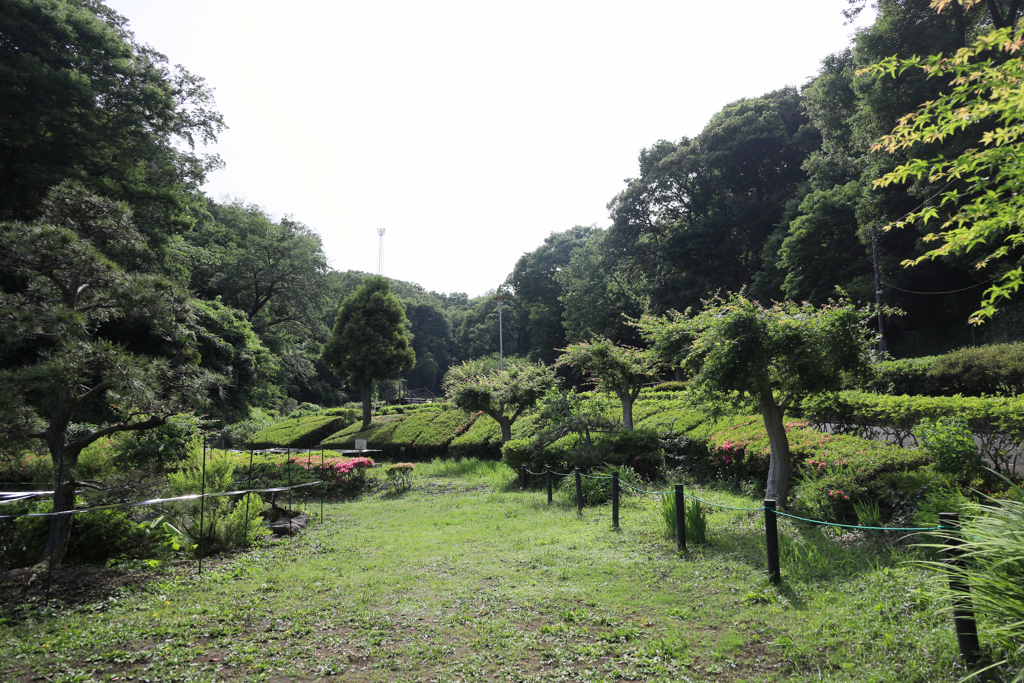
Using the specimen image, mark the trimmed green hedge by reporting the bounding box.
[321,414,406,451]
[864,343,1024,396]
[246,412,358,449]
[801,391,1024,475]
[503,428,665,481]
[321,408,507,460]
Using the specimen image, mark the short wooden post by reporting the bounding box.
[546,467,552,505]
[939,512,981,666]
[575,467,583,513]
[675,484,686,552]
[612,471,620,528]
[764,499,781,584]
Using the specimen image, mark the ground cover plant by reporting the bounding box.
[0,458,1017,682]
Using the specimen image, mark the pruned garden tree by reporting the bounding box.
[0,183,217,566]
[443,356,556,444]
[635,293,877,506]
[556,337,661,430]
[321,275,415,428]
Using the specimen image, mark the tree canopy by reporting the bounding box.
[443,356,555,444]
[321,276,415,427]
[864,16,1024,323]
[0,183,217,563]
[636,294,877,505]
[557,338,660,430]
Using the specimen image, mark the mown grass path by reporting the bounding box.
[0,461,970,682]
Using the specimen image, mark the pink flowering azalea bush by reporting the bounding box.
[698,414,937,523]
[302,455,375,495]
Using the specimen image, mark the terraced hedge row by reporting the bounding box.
[246,413,357,449]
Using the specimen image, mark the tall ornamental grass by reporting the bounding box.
[921,485,1024,679]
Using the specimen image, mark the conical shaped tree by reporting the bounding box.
[322,276,415,428]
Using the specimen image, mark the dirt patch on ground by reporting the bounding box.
[0,565,159,622]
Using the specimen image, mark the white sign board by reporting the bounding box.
[355,439,367,451]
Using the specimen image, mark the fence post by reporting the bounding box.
[612,471,619,528]
[320,446,325,522]
[546,467,552,505]
[575,467,583,513]
[521,465,527,490]
[675,484,686,552]
[243,448,254,549]
[939,512,981,666]
[199,437,207,577]
[287,447,292,515]
[764,499,780,584]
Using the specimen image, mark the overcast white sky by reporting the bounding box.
[105,0,873,298]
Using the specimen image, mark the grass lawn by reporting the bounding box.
[0,460,977,682]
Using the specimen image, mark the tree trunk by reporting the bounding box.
[498,416,512,444]
[759,392,792,507]
[618,391,634,431]
[38,391,79,566]
[361,385,372,429]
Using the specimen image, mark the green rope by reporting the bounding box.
[618,481,670,496]
[772,509,943,532]
[524,468,573,477]
[682,492,764,512]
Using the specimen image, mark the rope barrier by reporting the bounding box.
[772,509,943,532]
[0,481,323,520]
[524,468,573,477]
[525,472,947,532]
[617,480,670,496]
[682,492,764,513]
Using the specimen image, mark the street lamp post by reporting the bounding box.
[493,296,507,371]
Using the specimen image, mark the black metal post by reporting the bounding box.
[575,467,583,513]
[939,512,981,666]
[199,437,207,577]
[675,485,686,552]
[320,446,325,522]
[764,499,781,584]
[243,448,254,549]
[521,465,527,490]
[612,471,619,528]
[546,467,552,505]
[287,447,292,515]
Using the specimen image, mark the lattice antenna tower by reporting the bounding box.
[376,227,385,276]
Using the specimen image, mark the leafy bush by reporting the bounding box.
[164,451,269,556]
[322,414,406,450]
[503,428,664,480]
[248,412,358,449]
[113,413,204,470]
[4,500,173,571]
[863,355,940,395]
[802,390,1024,475]
[862,343,1024,397]
[913,417,983,477]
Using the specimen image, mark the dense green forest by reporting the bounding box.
[4,0,1024,434]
